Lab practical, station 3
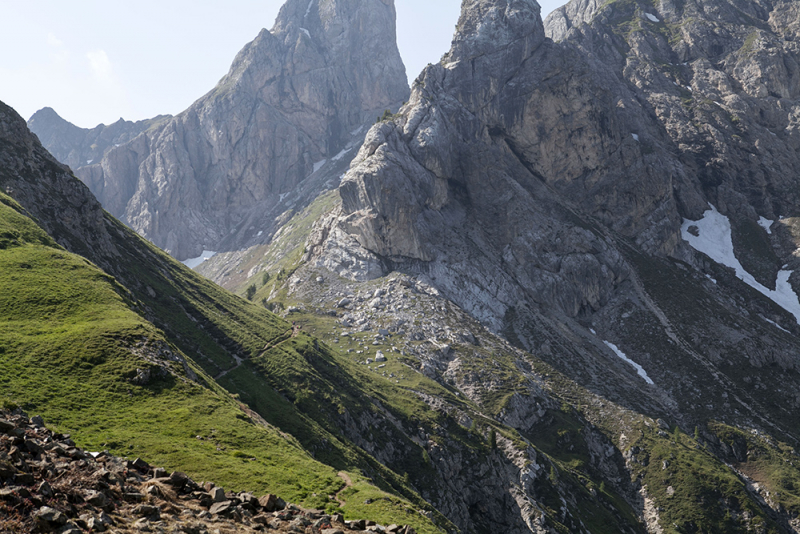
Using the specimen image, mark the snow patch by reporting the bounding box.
[603,341,654,385]
[631,133,639,142]
[299,27,311,39]
[762,316,790,334]
[257,230,263,237]
[645,13,660,22]
[758,216,773,235]
[86,159,93,165]
[681,204,800,323]
[305,0,313,17]
[331,148,352,161]
[350,125,363,136]
[313,159,326,173]
[182,250,217,269]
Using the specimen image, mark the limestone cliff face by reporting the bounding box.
[315,0,800,441]
[544,0,800,246]
[33,0,409,260]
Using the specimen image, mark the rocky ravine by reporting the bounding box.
[29,0,409,261]
[0,409,420,534]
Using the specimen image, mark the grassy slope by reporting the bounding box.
[0,193,444,533]
[221,193,650,533]
[227,188,800,533]
[98,215,450,532]
[0,192,340,496]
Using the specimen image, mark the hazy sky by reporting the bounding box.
[0,1,564,128]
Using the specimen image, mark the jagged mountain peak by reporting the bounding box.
[30,0,409,261]
[545,0,799,44]
[28,106,62,122]
[217,0,407,122]
[446,0,545,63]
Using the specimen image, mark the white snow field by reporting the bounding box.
[681,204,800,323]
[182,250,217,269]
[603,341,655,385]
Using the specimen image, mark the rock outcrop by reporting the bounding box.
[0,409,420,534]
[311,0,800,440]
[31,0,409,260]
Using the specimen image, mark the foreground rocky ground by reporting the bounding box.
[0,409,418,534]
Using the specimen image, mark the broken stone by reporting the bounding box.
[35,506,67,530]
[38,480,54,498]
[132,504,160,519]
[168,470,190,488]
[85,516,107,532]
[25,439,44,455]
[0,460,17,478]
[123,491,145,502]
[85,490,108,508]
[209,500,235,516]
[129,458,150,471]
[0,487,19,500]
[209,486,226,502]
[0,419,14,433]
[258,493,279,511]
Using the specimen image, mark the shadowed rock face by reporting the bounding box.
[31,0,409,261]
[27,108,170,176]
[315,0,800,439]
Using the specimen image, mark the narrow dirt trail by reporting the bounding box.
[257,324,301,356]
[214,353,243,380]
[334,471,353,506]
[215,324,301,380]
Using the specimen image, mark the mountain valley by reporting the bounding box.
[7,0,800,533]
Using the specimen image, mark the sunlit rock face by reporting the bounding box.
[311,0,800,444]
[30,0,409,261]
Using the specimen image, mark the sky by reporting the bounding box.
[0,0,564,129]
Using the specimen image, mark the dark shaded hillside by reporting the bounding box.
[0,101,448,532]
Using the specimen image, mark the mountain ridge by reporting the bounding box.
[29,0,409,261]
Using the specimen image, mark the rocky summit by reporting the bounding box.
[10,0,800,533]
